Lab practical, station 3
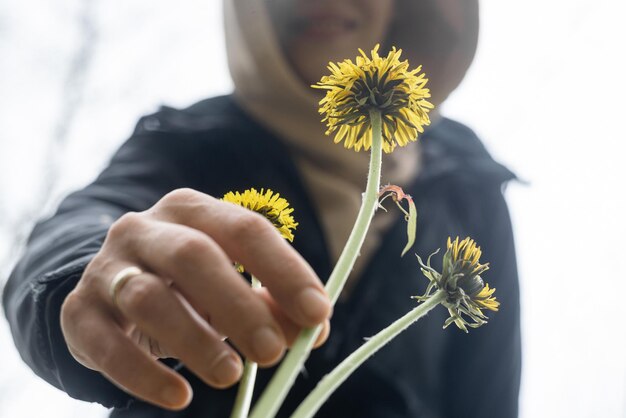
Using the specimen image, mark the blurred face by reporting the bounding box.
[268,0,395,85]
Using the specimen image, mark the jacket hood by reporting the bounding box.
[386,0,479,105]
[224,0,479,113]
[223,0,480,283]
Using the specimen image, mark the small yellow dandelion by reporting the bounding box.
[222,188,298,242]
[415,237,499,333]
[313,44,433,153]
[222,188,298,273]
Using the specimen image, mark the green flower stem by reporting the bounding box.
[230,276,262,418]
[290,290,446,418]
[324,109,384,305]
[249,110,384,418]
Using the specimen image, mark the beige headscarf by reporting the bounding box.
[224,0,479,292]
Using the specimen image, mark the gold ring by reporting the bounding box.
[109,266,143,308]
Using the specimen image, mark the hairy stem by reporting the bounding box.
[290,291,446,418]
[249,111,384,418]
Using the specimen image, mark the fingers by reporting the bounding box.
[255,287,331,349]
[60,295,192,411]
[99,329,193,411]
[154,189,332,327]
[62,187,336,412]
[101,216,289,366]
[112,271,244,388]
[134,220,288,366]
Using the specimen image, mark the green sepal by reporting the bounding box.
[401,198,418,257]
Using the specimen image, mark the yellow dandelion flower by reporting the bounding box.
[415,237,499,333]
[222,188,298,242]
[473,284,500,311]
[223,188,298,274]
[313,44,434,153]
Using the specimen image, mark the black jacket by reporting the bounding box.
[3,95,521,418]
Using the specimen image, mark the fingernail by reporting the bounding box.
[161,383,191,408]
[314,319,331,349]
[252,326,284,363]
[211,352,242,386]
[297,288,331,322]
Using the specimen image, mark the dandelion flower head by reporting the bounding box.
[416,237,499,332]
[313,44,433,153]
[222,188,298,242]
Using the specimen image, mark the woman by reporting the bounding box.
[3,0,521,416]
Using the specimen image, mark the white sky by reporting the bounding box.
[1,1,625,417]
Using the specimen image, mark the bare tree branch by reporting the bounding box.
[0,0,98,294]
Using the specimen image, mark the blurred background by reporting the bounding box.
[1,0,625,417]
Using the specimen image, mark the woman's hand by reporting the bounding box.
[60,188,331,410]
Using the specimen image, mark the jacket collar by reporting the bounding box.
[418,117,517,186]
